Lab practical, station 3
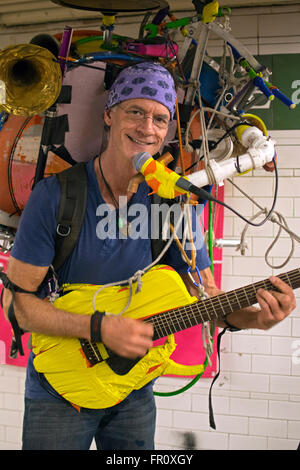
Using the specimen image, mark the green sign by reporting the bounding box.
[250,54,300,130]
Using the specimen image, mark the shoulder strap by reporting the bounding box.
[0,163,88,359]
[52,162,88,272]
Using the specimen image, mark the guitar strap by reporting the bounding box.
[208,315,241,429]
[208,327,227,429]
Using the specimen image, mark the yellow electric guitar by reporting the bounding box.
[32,264,300,409]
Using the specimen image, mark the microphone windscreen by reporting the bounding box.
[132,152,152,172]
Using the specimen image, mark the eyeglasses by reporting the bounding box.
[118,104,170,130]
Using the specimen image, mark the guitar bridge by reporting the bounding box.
[79,339,104,366]
[79,339,142,375]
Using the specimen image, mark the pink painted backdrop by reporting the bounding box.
[0,252,31,366]
[166,185,224,378]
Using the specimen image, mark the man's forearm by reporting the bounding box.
[216,305,260,329]
[3,289,154,359]
[3,290,91,339]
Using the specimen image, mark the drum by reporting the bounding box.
[0,115,70,220]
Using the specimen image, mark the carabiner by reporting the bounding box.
[187,265,203,286]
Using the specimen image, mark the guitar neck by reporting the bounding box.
[148,268,300,341]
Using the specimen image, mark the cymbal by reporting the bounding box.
[51,0,169,13]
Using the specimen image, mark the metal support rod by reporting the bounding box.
[209,21,261,71]
[33,27,73,186]
[184,23,210,106]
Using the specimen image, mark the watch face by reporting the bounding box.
[50,0,168,13]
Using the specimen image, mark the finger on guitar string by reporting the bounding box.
[256,276,296,329]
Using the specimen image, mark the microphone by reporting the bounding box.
[133,151,279,228]
[133,152,214,201]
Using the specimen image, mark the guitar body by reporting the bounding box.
[32,265,201,409]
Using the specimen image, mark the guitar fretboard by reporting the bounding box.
[146,268,300,340]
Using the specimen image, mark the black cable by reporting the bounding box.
[184,120,249,173]
[166,33,186,83]
[177,157,279,227]
[53,58,107,73]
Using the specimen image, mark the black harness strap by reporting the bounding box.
[52,163,88,272]
[0,271,38,357]
[0,164,87,358]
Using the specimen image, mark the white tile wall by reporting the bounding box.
[0,5,300,451]
[154,6,300,451]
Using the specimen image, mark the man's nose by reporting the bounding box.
[137,115,155,132]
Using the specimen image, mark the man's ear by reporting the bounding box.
[104,108,113,127]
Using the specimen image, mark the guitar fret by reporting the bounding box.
[189,303,203,325]
[167,310,177,333]
[185,305,195,328]
[154,319,166,339]
[192,302,206,325]
[173,307,186,333]
[241,286,251,308]
[222,294,234,315]
[215,296,226,318]
[251,283,258,299]
[284,272,292,288]
[180,305,195,330]
[226,290,243,311]
[198,299,212,322]
[159,308,172,336]
[180,306,190,329]
[233,290,242,309]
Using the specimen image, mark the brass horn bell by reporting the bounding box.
[0,43,62,116]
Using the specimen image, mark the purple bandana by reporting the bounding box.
[105,61,177,118]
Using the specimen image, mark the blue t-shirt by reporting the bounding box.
[11,158,210,400]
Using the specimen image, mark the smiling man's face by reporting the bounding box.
[104,98,170,165]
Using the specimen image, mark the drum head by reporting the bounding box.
[51,0,168,13]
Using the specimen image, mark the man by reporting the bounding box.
[2,61,296,450]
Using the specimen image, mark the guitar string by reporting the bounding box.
[149,270,300,328]
[154,269,300,327]
[157,270,299,325]
[152,270,300,332]
[82,270,299,342]
[82,270,300,361]
[143,270,300,338]
[152,273,300,338]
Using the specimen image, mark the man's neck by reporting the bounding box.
[94,151,137,206]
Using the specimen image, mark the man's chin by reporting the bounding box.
[130,147,157,158]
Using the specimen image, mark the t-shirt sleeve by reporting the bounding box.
[163,204,211,273]
[11,176,60,267]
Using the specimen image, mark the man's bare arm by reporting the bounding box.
[2,256,153,358]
